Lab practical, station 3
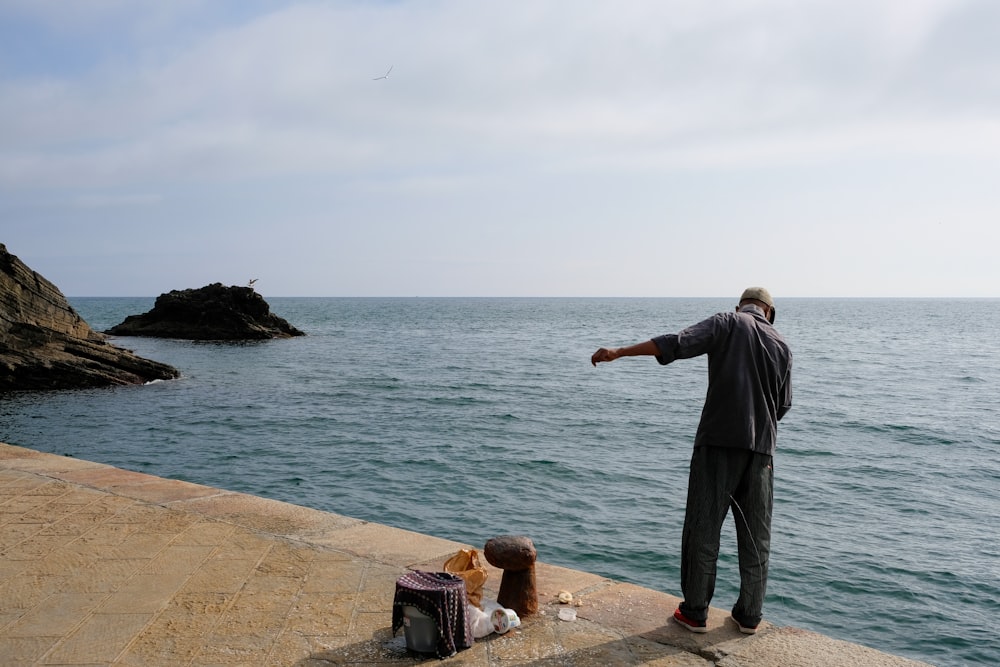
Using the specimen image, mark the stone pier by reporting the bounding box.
[0,443,932,666]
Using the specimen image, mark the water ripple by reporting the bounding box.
[3,296,998,667]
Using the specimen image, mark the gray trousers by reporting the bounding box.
[678,445,773,627]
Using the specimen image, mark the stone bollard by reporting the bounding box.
[484,535,538,616]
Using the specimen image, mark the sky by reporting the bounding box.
[2,0,998,297]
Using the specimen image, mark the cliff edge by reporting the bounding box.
[0,244,180,391]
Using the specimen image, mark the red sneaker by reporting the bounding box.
[672,608,708,633]
[731,616,759,635]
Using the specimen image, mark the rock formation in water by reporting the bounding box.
[104,283,305,340]
[0,244,180,391]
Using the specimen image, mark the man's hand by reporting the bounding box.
[591,347,619,366]
[592,340,660,366]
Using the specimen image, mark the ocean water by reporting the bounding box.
[2,297,998,667]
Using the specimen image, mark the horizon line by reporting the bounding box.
[65,294,1000,300]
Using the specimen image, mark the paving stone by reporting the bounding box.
[715,626,930,667]
[115,634,206,667]
[181,557,259,595]
[43,612,153,664]
[0,636,60,665]
[173,519,237,546]
[314,521,467,567]
[0,573,72,610]
[5,592,108,637]
[59,558,147,593]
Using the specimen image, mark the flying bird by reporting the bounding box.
[373,65,393,80]
[248,278,258,288]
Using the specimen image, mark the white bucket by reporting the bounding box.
[402,605,438,653]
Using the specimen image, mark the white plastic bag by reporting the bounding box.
[468,603,493,639]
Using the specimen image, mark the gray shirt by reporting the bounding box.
[652,304,792,455]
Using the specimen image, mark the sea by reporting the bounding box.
[2,297,998,667]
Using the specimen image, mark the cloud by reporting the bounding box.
[2,0,998,296]
[3,0,993,192]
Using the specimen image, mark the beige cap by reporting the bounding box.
[740,287,774,308]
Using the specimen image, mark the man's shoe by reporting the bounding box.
[731,616,758,635]
[673,608,708,633]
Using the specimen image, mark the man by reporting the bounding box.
[591,287,792,635]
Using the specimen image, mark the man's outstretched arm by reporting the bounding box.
[591,340,660,366]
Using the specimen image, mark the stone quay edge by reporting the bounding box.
[0,443,933,666]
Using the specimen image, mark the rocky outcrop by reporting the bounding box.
[0,244,180,391]
[105,283,305,340]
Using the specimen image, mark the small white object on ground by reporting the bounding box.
[558,607,577,621]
